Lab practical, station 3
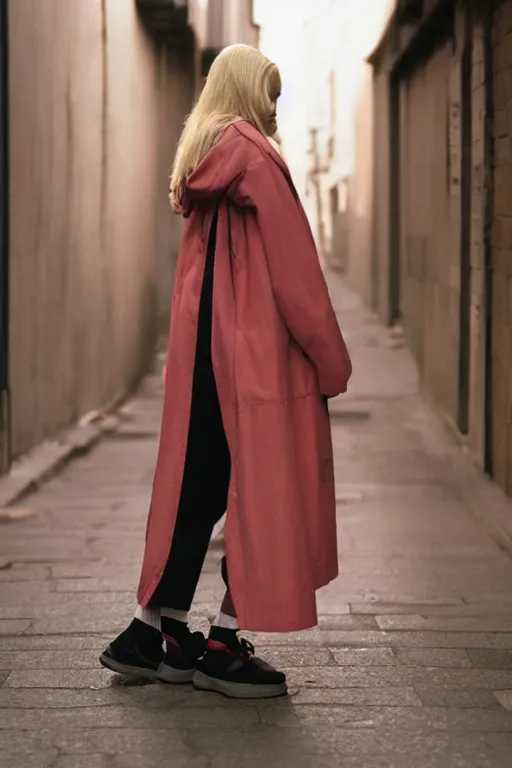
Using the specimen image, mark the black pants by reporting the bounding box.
[151,213,231,611]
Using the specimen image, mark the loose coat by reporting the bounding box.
[137,121,352,632]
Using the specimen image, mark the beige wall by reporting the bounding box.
[372,66,392,323]
[345,66,375,307]
[398,39,462,424]
[8,0,194,458]
[190,0,258,50]
[154,45,195,332]
[367,5,470,430]
[356,1,512,499]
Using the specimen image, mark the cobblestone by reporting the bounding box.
[376,614,512,632]
[291,686,422,706]
[0,620,31,635]
[393,648,472,668]
[331,647,396,666]
[0,650,101,670]
[0,634,112,651]
[414,688,502,709]
[286,665,512,690]
[4,669,114,689]
[495,691,512,710]
[1,276,512,766]
[467,648,512,669]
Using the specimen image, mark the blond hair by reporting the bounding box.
[169,44,281,206]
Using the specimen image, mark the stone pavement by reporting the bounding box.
[2,274,512,768]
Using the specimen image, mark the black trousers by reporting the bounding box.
[151,212,231,611]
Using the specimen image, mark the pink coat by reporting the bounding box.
[137,122,352,632]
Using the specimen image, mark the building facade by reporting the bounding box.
[343,0,512,499]
[0,0,256,472]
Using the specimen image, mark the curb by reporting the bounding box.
[0,413,120,513]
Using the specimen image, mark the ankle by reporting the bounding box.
[208,625,238,648]
[161,607,189,623]
[162,615,190,641]
[112,618,162,650]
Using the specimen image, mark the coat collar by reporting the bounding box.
[232,121,291,182]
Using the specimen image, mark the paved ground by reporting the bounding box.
[2,275,512,767]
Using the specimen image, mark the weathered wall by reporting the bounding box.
[489,0,512,493]
[372,66,392,324]
[467,14,488,467]
[8,0,194,458]
[398,36,462,424]
[154,45,195,333]
[345,65,375,308]
[365,0,512,499]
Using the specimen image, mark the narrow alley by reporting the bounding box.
[2,275,512,768]
[2,1,512,766]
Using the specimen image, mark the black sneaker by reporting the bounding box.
[99,618,163,680]
[193,628,288,699]
[157,618,207,684]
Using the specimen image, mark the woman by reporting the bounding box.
[100,44,352,700]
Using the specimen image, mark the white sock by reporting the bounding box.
[161,607,189,624]
[212,610,238,631]
[135,604,161,631]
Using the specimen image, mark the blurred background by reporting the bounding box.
[0,0,510,505]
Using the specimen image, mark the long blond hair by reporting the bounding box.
[169,45,281,206]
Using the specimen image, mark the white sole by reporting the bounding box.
[99,653,159,680]
[156,663,195,684]
[192,670,288,700]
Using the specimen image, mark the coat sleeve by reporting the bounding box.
[237,158,352,397]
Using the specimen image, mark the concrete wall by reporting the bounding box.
[372,66,392,323]
[467,15,488,468]
[489,0,512,493]
[398,36,463,424]
[365,0,512,499]
[8,0,194,459]
[337,0,512,500]
[154,45,195,333]
[345,65,375,307]
[221,0,259,47]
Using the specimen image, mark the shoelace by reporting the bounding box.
[239,638,255,659]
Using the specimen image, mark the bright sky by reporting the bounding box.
[253,0,392,135]
[252,0,392,236]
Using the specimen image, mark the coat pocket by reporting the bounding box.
[288,340,317,400]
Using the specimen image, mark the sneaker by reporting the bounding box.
[99,618,163,680]
[157,621,207,684]
[193,628,288,699]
